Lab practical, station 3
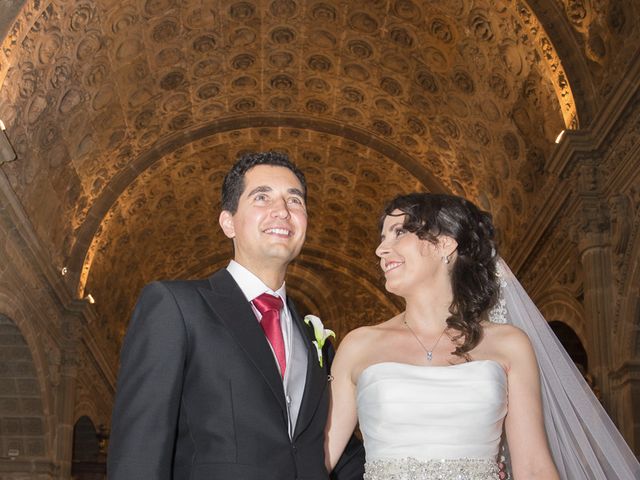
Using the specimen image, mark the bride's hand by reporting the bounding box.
[324,329,362,471]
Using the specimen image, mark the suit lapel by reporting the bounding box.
[197,269,287,415]
[289,300,328,440]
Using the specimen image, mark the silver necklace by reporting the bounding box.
[403,319,448,362]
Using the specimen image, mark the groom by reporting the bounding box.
[107,152,365,479]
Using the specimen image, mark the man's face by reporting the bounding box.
[219,165,307,270]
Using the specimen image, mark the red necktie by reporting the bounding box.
[253,293,286,378]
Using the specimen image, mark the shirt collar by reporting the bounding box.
[226,260,287,304]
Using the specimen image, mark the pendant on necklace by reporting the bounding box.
[426,351,433,361]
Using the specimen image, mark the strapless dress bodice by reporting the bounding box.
[356,360,507,480]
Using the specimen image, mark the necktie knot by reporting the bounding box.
[253,293,283,314]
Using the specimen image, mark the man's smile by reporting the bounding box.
[264,227,293,237]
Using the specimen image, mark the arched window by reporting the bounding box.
[0,314,46,461]
[72,415,105,479]
[549,320,588,372]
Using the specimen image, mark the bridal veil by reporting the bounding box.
[494,259,640,479]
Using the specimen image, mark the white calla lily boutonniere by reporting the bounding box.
[303,315,335,367]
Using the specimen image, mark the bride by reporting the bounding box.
[324,193,640,480]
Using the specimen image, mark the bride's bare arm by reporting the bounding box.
[502,326,559,479]
[324,329,365,471]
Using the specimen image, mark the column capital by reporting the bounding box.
[571,162,611,250]
[576,162,604,195]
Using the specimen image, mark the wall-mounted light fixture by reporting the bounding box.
[97,424,110,454]
[555,129,566,144]
[0,120,17,165]
[84,293,96,304]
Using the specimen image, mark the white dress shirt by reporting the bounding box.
[226,260,293,373]
[226,260,307,436]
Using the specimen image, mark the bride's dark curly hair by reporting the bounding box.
[381,193,500,358]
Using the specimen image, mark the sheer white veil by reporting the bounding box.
[493,258,640,479]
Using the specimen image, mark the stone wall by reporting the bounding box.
[0,171,113,478]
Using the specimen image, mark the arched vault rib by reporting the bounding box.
[127,246,399,341]
[180,247,387,295]
[72,114,448,297]
[502,0,580,128]
[522,0,597,125]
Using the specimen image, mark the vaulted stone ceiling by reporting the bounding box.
[0,0,638,358]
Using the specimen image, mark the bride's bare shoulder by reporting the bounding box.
[483,321,524,338]
[483,322,530,345]
[481,322,536,367]
[334,315,403,380]
[339,314,402,350]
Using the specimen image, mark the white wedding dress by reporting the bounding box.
[352,259,640,479]
[357,360,507,480]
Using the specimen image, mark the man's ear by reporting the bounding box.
[219,210,235,239]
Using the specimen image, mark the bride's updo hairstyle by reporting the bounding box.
[381,193,500,358]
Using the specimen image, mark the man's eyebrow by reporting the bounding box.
[288,187,305,198]
[246,186,272,197]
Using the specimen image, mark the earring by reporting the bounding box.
[442,255,450,264]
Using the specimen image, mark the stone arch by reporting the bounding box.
[71,415,106,479]
[538,289,587,348]
[0,290,56,448]
[0,313,48,469]
[180,247,398,341]
[548,320,589,372]
[73,395,102,441]
[72,416,99,463]
[524,0,598,125]
[69,115,449,297]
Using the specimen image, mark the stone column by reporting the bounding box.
[574,162,616,412]
[52,311,82,479]
[610,361,640,455]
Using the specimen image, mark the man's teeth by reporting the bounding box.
[266,228,290,236]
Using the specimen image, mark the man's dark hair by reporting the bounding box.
[221,151,307,213]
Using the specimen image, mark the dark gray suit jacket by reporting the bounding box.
[107,269,364,480]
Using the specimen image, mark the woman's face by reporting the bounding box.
[375,210,444,296]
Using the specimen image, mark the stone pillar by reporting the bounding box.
[574,162,616,412]
[610,361,640,455]
[52,313,82,479]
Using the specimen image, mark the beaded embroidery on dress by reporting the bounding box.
[364,458,499,480]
